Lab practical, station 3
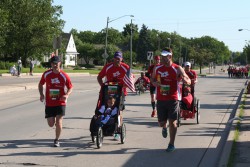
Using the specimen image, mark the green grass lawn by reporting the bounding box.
[0,68,100,74]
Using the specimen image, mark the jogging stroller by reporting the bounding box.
[89,82,126,148]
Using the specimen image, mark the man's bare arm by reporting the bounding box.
[178,66,191,85]
[97,76,103,86]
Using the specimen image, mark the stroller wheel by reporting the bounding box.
[120,123,126,144]
[96,127,103,148]
[177,110,181,127]
[196,99,200,124]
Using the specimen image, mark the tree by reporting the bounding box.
[136,24,153,63]
[0,0,65,66]
[77,42,97,65]
[0,3,9,50]
[78,31,97,44]
[243,42,250,65]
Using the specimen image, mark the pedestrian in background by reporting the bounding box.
[38,56,73,147]
[29,60,34,76]
[17,57,22,76]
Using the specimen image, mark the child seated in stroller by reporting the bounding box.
[90,96,119,138]
[181,84,193,110]
[98,96,118,125]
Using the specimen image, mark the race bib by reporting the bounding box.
[49,89,60,100]
[108,86,118,96]
[160,85,170,95]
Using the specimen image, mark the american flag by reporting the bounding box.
[123,68,135,92]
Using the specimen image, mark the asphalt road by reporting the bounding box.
[0,69,247,167]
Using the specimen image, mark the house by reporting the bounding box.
[61,33,79,66]
[43,33,79,67]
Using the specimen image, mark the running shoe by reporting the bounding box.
[54,139,60,147]
[166,144,175,152]
[151,110,157,117]
[114,134,120,141]
[162,127,168,138]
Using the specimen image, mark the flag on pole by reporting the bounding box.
[123,68,135,92]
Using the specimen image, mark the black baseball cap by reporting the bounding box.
[50,56,61,63]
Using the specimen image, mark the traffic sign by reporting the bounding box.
[102,53,109,59]
[147,51,154,60]
[190,59,194,64]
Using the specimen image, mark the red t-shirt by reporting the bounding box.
[154,63,181,101]
[98,62,129,85]
[185,70,197,85]
[147,64,160,86]
[135,76,150,87]
[39,69,73,106]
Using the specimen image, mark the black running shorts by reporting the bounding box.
[45,106,66,118]
[150,86,156,94]
[157,100,179,122]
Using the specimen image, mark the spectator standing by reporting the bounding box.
[17,57,22,76]
[29,60,34,76]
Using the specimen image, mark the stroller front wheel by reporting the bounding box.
[96,127,103,148]
[120,123,126,144]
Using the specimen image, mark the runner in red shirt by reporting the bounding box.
[38,56,73,147]
[97,51,130,88]
[97,51,130,140]
[151,48,190,152]
[134,72,150,91]
[146,55,161,117]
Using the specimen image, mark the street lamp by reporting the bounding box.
[238,28,250,65]
[167,38,171,48]
[238,29,250,31]
[104,15,134,65]
[130,19,134,69]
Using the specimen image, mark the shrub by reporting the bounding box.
[0,61,6,69]
[41,62,50,68]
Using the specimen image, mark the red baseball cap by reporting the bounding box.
[154,56,160,60]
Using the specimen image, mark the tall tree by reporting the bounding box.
[136,24,153,63]
[0,0,64,65]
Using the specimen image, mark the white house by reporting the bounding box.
[61,33,79,66]
[43,33,79,67]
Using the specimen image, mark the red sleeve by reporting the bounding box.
[39,70,51,85]
[64,72,73,89]
[192,70,197,79]
[39,73,45,85]
[145,77,150,83]
[98,64,108,79]
[147,65,154,74]
[122,62,130,70]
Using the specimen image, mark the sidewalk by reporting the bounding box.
[0,72,92,94]
[232,88,250,167]
[219,83,250,167]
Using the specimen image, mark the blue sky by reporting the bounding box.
[53,0,250,52]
